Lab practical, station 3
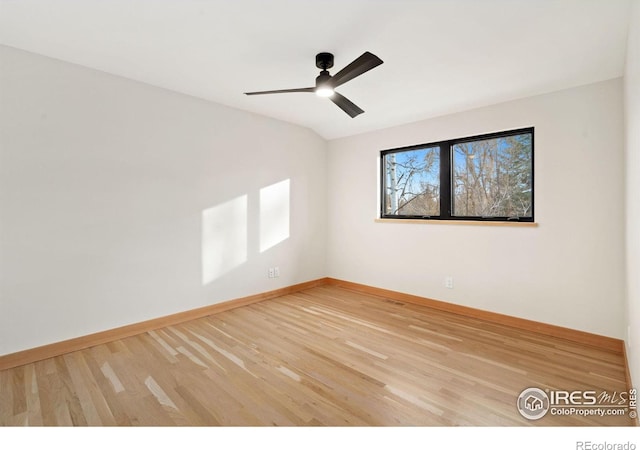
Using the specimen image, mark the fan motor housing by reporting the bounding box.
[316,52,334,70]
[316,71,332,88]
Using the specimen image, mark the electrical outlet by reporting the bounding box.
[274,266,280,278]
[444,276,454,289]
[268,268,275,278]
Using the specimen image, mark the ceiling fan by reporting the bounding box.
[244,52,383,118]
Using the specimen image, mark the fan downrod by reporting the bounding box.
[315,53,334,70]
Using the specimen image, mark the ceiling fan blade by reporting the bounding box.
[245,87,315,95]
[329,52,383,88]
[330,92,364,118]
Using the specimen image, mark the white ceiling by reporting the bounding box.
[0,0,632,140]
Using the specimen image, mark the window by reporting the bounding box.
[381,127,534,222]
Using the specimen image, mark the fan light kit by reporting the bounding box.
[245,52,383,118]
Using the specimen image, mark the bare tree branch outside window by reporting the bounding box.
[384,146,440,216]
[452,134,532,218]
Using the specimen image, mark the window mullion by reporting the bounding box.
[440,142,452,220]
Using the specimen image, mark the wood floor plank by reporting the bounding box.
[0,369,13,426]
[10,366,26,417]
[0,285,633,426]
[23,364,43,426]
[80,350,131,426]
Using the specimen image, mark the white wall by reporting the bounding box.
[625,0,640,387]
[327,78,625,339]
[0,42,631,358]
[0,45,327,356]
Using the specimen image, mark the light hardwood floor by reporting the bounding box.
[0,285,633,426]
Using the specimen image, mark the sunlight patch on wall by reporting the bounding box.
[201,195,247,285]
[260,179,290,253]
